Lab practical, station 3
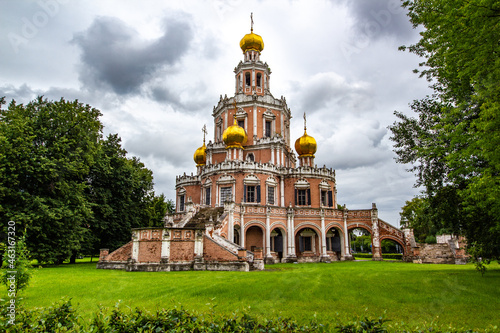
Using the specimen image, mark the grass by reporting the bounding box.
[3,260,500,331]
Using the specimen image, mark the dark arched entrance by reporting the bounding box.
[270,228,284,261]
[326,227,343,261]
[295,227,320,262]
[246,225,264,252]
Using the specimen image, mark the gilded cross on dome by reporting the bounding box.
[251,12,254,32]
[303,112,307,131]
[202,124,207,143]
[233,99,238,122]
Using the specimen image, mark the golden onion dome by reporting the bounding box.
[295,130,317,157]
[193,142,206,166]
[240,30,264,53]
[223,118,247,149]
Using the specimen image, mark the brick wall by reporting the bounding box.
[170,241,195,261]
[138,241,162,263]
[204,235,239,261]
[103,241,132,261]
[246,226,264,251]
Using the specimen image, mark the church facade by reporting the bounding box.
[98,22,414,272]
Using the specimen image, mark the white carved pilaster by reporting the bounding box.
[343,210,350,256]
[194,229,204,257]
[161,229,170,260]
[240,206,245,247]
[320,209,327,257]
[265,207,272,258]
[132,230,139,261]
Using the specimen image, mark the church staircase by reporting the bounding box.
[177,206,258,268]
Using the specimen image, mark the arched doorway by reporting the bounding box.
[295,227,320,262]
[381,237,405,260]
[326,227,343,261]
[270,227,285,262]
[348,227,372,257]
[245,225,264,252]
[234,226,240,245]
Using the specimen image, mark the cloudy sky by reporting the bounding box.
[0,0,432,227]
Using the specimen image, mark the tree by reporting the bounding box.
[1,97,161,263]
[2,236,32,296]
[147,194,173,228]
[85,134,155,253]
[391,1,500,263]
[0,97,102,264]
[399,194,455,243]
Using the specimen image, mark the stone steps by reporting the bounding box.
[416,243,456,264]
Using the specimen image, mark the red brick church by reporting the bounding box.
[98,19,415,272]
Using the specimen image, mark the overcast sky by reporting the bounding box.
[0,0,432,227]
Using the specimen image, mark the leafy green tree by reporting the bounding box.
[0,97,102,264]
[85,134,155,253]
[2,236,32,296]
[351,235,372,253]
[1,97,161,263]
[147,194,173,228]
[391,0,500,263]
[400,191,458,243]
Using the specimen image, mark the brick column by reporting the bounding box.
[371,203,382,261]
[265,207,272,261]
[286,206,297,262]
[99,249,109,261]
[320,209,329,262]
[343,207,353,260]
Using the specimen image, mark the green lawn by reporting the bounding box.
[3,260,499,331]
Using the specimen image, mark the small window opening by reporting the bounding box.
[246,186,256,203]
[297,189,307,206]
[179,195,185,212]
[265,121,272,137]
[268,186,275,205]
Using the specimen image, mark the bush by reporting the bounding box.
[0,297,78,332]
[353,253,373,259]
[0,298,392,332]
[382,254,403,260]
[425,235,437,244]
[354,253,403,260]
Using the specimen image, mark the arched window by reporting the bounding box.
[257,73,262,87]
[245,72,251,87]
